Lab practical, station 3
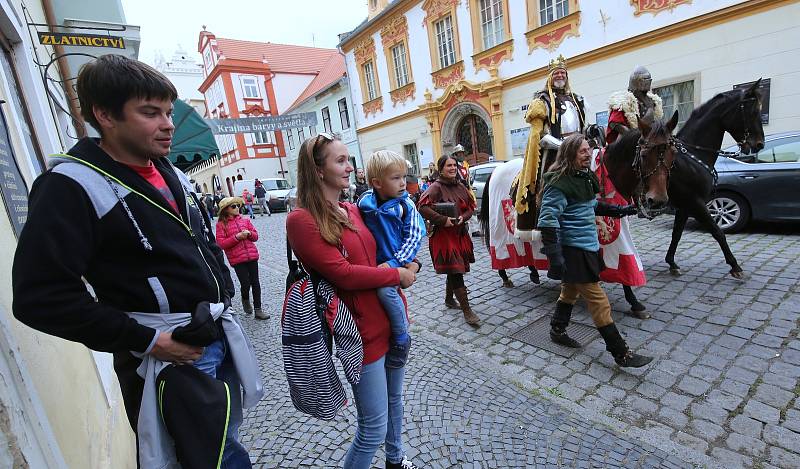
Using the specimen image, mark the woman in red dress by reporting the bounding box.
[418,156,480,327]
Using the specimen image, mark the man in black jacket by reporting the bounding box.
[12,54,254,467]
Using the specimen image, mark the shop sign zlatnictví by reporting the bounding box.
[37,32,125,49]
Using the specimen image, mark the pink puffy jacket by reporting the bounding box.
[215,215,260,266]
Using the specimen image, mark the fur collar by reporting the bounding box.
[607,91,663,129]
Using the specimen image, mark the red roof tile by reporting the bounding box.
[287,52,347,112]
[215,37,337,75]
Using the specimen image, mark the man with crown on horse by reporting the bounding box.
[512,54,586,239]
[590,66,665,319]
[488,55,584,286]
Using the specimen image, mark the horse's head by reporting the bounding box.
[634,110,679,211]
[584,124,606,150]
[725,78,765,154]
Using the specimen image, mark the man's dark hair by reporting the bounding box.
[76,54,178,132]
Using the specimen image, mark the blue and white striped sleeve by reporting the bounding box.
[389,198,426,267]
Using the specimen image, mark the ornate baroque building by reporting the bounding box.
[339,0,799,173]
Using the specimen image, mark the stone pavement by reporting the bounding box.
[234,211,800,468]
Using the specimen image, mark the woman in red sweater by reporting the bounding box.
[287,133,418,469]
[216,197,268,320]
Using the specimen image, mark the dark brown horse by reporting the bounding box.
[600,81,765,278]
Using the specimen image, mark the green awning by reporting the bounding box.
[167,99,219,170]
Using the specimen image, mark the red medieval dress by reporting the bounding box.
[418,177,476,274]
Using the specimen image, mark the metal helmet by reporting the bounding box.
[452,144,466,155]
[628,66,652,93]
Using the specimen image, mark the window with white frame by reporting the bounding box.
[654,80,695,130]
[434,15,457,69]
[253,131,274,145]
[322,106,332,133]
[480,0,505,49]
[539,0,568,25]
[287,129,295,150]
[241,76,259,98]
[298,126,305,143]
[309,125,317,136]
[391,42,410,88]
[338,98,350,130]
[363,61,378,101]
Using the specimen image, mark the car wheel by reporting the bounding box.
[706,192,750,233]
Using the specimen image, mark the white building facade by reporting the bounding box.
[338,0,799,173]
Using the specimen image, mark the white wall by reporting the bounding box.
[272,73,315,114]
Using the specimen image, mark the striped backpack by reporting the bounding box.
[281,242,363,420]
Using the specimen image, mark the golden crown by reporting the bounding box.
[548,54,567,72]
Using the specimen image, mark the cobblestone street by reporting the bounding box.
[235,211,800,468]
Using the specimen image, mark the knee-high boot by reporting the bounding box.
[549,301,580,348]
[598,323,653,368]
[445,278,459,309]
[453,287,480,327]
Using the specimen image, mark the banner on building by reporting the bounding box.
[0,107,29,237]
[595,111,609,130]
[207,113,318,135]
[733,78,770,124]
[38,32,125,49]
[510,127,530,157]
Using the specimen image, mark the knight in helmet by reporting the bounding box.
[591,65,661,319]
[512,54,586,239]
[606,66,664,144]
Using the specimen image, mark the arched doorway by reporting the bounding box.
[456,114,492,165]
[440,101,494,165]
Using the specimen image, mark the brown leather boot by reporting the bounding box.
[445,282,460,309]
[453,287,480,327]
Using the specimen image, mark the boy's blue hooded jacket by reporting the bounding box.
[358,190,426,268]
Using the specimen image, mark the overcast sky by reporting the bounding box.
[121,0,368,66]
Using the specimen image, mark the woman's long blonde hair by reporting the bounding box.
[296,134,354,245]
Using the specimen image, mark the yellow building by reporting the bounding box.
[339,0,799,173]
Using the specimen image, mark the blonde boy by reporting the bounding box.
[358,151,426,368]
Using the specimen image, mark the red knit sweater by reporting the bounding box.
[286,203,400,364]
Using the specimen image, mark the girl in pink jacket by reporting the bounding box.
[216,197,267,319]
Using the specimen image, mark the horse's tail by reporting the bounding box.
[480,172,492,249]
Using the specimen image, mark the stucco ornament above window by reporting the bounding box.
[380,15,409,46]
[354,38,376,65]
[421,0,460,23]
[630,0,692,16]
[526,11,581,53]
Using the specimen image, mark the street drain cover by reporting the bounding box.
[696,296,722,305]
[510,315,599,358]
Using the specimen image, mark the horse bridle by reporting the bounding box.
[678,96,760,157]
[633,136,677,219]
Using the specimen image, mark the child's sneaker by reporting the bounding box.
[385,334,411,369]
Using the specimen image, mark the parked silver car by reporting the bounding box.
[709,131,800,232]
[468,161,504,212]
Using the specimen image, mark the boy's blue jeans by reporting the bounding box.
[377,286,408,341]
[193,338,251,468]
